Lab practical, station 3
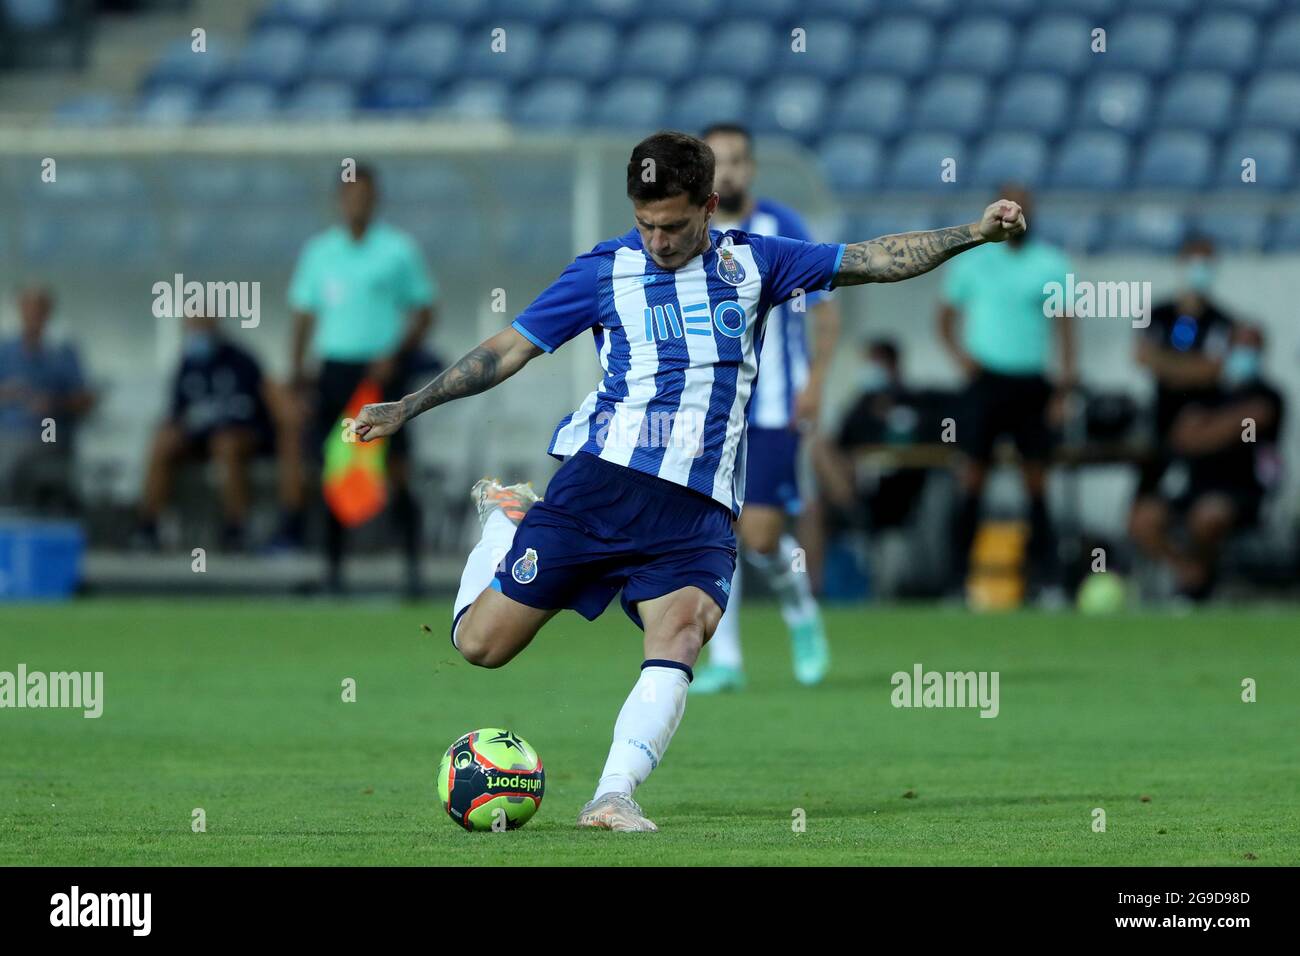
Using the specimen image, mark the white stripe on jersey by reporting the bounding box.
[713,243,763,507]
[601,246,656,467]
[657,258,719,487]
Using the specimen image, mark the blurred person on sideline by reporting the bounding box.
[0,286,96,508]
[936,184,1075,602]
[1129,323,1283,601]
[134,311,302,552]
[288,164,438,595]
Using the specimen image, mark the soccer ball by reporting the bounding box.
[437,728,545,831]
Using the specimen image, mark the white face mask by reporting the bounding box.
[859,364,890,393]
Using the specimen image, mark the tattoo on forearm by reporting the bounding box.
[403,345,501,420]
[835,224,980,286]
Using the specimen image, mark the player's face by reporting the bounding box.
[633,192,720,270]
[706,132,754,215]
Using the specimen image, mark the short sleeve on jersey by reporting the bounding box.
[746,233,845,305]
[511,254,600,353]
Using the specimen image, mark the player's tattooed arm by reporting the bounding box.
[352,328,541,442]
[832,200,1026,287]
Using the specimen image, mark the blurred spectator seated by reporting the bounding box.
[1129,324,1285,602]
[811,340,949,598]
[134,312,302,553]
[0,286,96,513]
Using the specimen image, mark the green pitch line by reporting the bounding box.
[1,599,1297,866]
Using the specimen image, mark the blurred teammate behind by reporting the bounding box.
[692,123,841,694]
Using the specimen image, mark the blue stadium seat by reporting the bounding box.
[500,0,567,27]
[1134,132,1213,189]
[540,22,619,82]
[898,0,957,19]
[1155,73,1236,133]
[1095,15,1178,76]
[1190,211,1269,252]
[816,135,884,195]
[512,79,590,128]
[623,23,699,82]
[668,78,750,134]
[964,0,1038,17]
[1031,209,1104,254]
[135,86,201,125]
[911,75,989,135]
[939,17,1017,76]
[409,0,488,25]
[227,28,310,89]
[752,77,829,141]
[702,22,777,83]
[1268,211,1300,251]
[738,0,799,20]
[439,79,511,121]
[1242,73,1300,130]
[1104,206,1187,253]
[590,78,670,130]
[1051,131,1131,189]
[257,0,340,34]
[55,93,120,125]
[205,82,279,120]
[806,0,879,23]
[849,210,940,240]
[971,133,1049,186]
[1078,73,1152,134]
[994,74,1071,135]
[362,78,437,112]
[652,0,722,24]
[1262,14,1300,70]
[1216,129,1295,190]
[333,0,411,28]
[569,0,641,24]
[458,22,542,81]
[885,133,966,191]
[382,24,461,83]
[776,20,855,82]
[1125,0,1194,14]
[1216,0,1277,12]
[281,81,358,118]
[1040,0,1118,16]
[306,26,384,84]
[828,76,909,137]
[3,0,62,30]
[1182,14,1258,75]
[1020,15,1094,77]
[144,36,231,94]
[858,18,935,79]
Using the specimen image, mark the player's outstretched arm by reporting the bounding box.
[352,327,542,442]
[833,199,1027,287]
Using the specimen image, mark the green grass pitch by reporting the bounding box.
[1,599,1297,866]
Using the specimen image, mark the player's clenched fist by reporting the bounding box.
[352,400,406,442]
[978,199,1027,243]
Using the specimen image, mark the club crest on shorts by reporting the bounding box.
[512,548,540,584]
[716,247,746,286]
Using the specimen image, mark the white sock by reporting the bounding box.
[751,534,820,633]
[706,561,744,669]
[451,510,517,647]
[593,663,690,800]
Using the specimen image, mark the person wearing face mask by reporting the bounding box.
[1130,324,1283,601]
[134,311,287,552]
[1131,235,1237,547]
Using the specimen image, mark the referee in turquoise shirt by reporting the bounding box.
[936,185,1076,600]
[289,164,437,594]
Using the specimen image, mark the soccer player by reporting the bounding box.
[691,123,841,694]
[353,132,1026,832]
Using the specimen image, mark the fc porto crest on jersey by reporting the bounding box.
[715,243,746,286]
[511,548,540,584]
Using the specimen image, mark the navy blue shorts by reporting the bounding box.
[494,452,737,629]
[744,426,802,515]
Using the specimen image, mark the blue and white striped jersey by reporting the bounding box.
[510,226,844,516]
[712,199,831,430]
